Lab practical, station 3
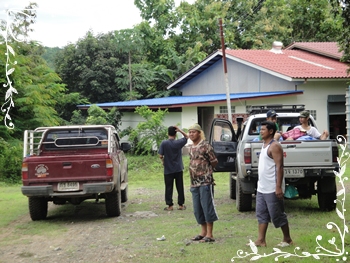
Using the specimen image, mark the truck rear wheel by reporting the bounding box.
[121,185,128,203]
[28,197,48,221]
[317,178,337,211]
[229,173,236,200]
[236,177,252,212]
[105,186,121,217]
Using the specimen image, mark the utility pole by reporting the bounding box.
[219,18,232,124]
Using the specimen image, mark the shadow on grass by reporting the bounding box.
[46,200,126,223]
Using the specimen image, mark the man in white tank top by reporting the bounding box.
[250,121,293,248]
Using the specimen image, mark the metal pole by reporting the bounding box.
[219,18,232,123]
[346,85,350,148]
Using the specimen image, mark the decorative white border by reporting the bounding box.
[231,135,349,262]
[1,8,36,129]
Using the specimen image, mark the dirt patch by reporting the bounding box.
[0,188,172,263]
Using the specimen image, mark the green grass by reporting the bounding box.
[0,182,28,228]
[0,154,349,263]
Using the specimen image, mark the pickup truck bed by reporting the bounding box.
[250,140,337,176]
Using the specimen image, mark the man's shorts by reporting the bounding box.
[190,185,218,224]
[256,191,288,228]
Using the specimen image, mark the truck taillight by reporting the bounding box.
[22,163,28,180]
[106,159,113,176]
[332,146,339,163]
[244,148,251,164]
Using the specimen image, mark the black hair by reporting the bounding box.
[168,126,176,136]
[261,121,276,136]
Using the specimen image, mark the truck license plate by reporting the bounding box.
[58,182,79,191]
[284,168,304,178]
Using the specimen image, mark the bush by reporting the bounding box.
[0,138,22,183]
[127,106,168,155]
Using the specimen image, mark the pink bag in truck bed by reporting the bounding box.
[282,128,306,140]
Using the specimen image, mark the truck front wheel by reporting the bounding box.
[105,186,121,217]
[236,177,253,212]
[229,173,236,200]
[28,197,48,221]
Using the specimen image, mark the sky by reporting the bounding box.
[0,0,195,48]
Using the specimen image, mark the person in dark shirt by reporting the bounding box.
[158,126,188,211]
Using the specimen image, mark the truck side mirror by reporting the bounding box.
[121,142,131,152]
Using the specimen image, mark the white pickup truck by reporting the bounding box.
[209,105,339,212]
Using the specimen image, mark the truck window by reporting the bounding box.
[249,118,266,136]
[212,122,234,142]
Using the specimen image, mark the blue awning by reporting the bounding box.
[78,90,303,109]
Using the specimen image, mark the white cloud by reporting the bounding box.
[0,0,195,48]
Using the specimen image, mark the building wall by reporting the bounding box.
[180,61,226,95]
[119,111,182,142]
[180,59,297,96]
[181,106,198,129]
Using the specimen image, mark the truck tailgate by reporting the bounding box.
[23,154,110,181]
[251,140,334,167]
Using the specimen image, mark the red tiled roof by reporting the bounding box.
[284,42,343,59]
[225,49,349,79]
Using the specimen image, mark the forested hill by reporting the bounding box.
[42,47,61,70]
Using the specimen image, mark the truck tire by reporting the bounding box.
[28,197,48,221]
[105,186,121,217]
[317,178,337,211]
[229,173,236,200]
[236,177,252,212]
[121,185,128,203]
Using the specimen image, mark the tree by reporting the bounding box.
[11,42,65,135]
[85,105,122,129]
[55,31,129,104]
[0,3,66,138]
[288,0,343,43]
[55,92,90,124]
[127,106,168,155]
[330,0,350,70]
[113,28,145,97]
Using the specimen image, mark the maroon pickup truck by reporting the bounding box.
[21,125,131,220]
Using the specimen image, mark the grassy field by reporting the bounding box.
[0,151,349,263]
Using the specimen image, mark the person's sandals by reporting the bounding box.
[276,241,293,247]
[191,235,204,241]
[199,236,215,243]
[163,206,173,211]
[177,205,186,210]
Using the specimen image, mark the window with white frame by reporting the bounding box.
[220,106,235,113]
[246,105,251,113]
[309,110,316,120]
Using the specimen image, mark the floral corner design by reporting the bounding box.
[1,7,36,129]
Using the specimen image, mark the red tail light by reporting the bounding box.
[244,148,251,164]
[106,159,113,176]
[22,163,28,180]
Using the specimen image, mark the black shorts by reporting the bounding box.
[256,191,288,228]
